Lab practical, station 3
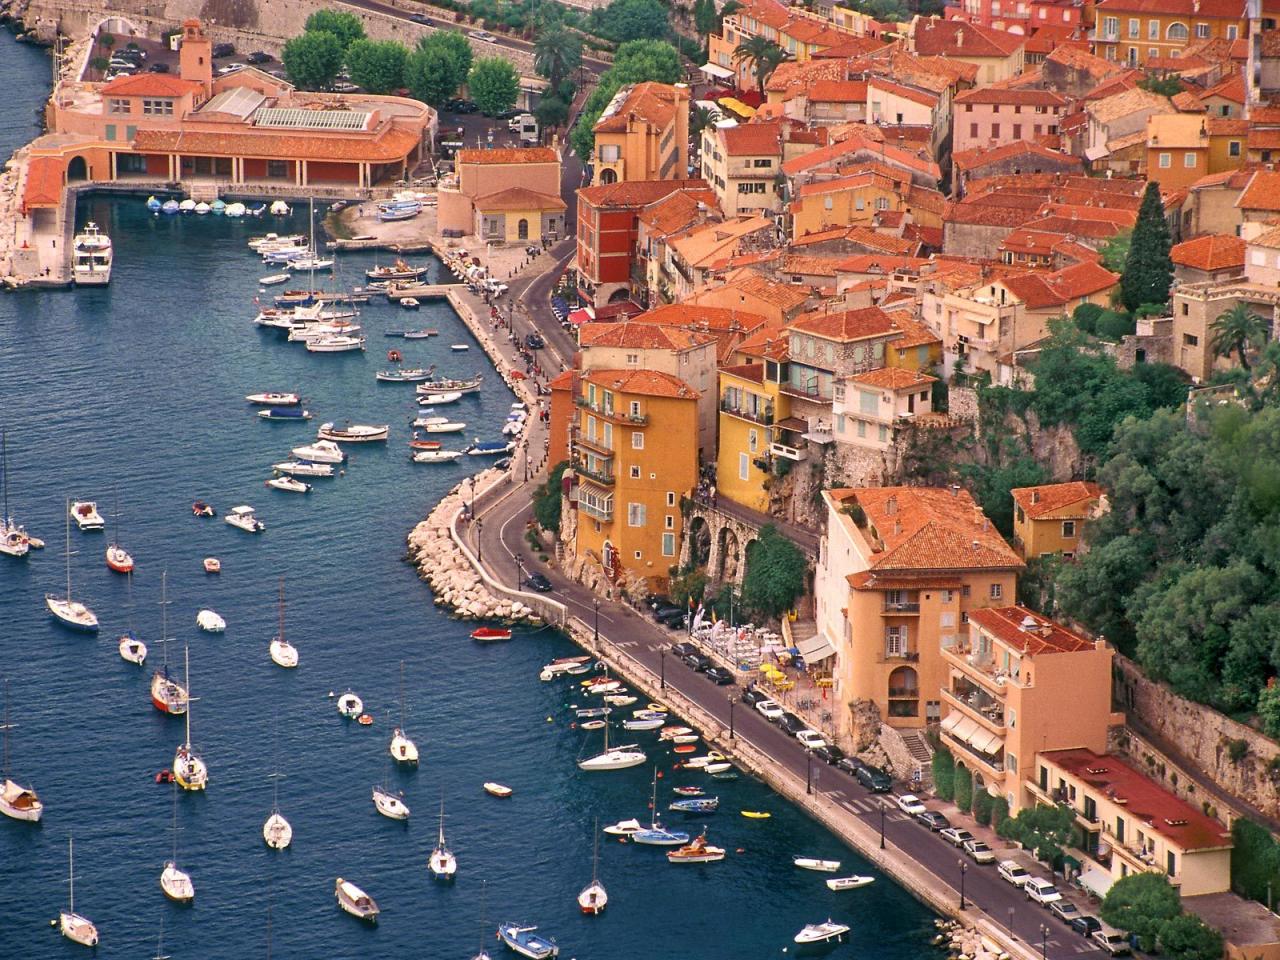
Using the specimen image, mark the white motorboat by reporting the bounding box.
[622,717,664,731]
[225,505,266,533]
[0,681,43,822]
[287,322,362,343]
[423,421,466,434]
[400,297,420,310]
[272,460,333,478]
[246,392,300,406]
[602,818,642,836]
[337,691,363,718]
[826,875,875,891]
[666,831,726,863]
[118,634,147,665]
[270,580,299,668]
[578,823,607,914]
[372,784,410,820]
[335,877,379,922]
[794,921,850,947]
[291,439,345,463]
[417,391,462,404]
[659,725,694,741]
[72,222,112,286]
[47,507,98,631]
[416,375,483,395]
[306,335,365,352]
[250,232,306,250]
[577,718,646,772]
[69,500,104,531]
[173,648,208,791]
[260,273,290,285]
[160,784,195,903]
[389,661,418,763]
[450,344,470,352]
[428,799,457,880]
[413,450,463,464]
[151,573,188,715]
[317,422,389,442]
[497,923,559,959]
[59,837,99,947]
[0,429,30,559]
[288,256,334,272]
[793,857,842,873]
[196,609,226,633]
[266,475,311,494]
[270,200,291,216]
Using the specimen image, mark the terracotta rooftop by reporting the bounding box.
[578,322,716,351]
[1087,87,1173,125]
[829,486,1023,572]
[969,605,1096,655]
[548,369,578,391]
[720,121,784,156]
[22,156,63,210]
[456,147,558,165]
[594,82,684,133]
[719,362,765,384]
[1094,0,1264,16]
[1001,260,1119,309]
[888,315,942,350]
[638,188,719,236]
[1202,73,1247,104]
[1171,233,1245,272]
[782,254,842,276]
[633,302,768,333]
[808,80,869,103]
[954,87,1068,106]
[912,18,1025,58]
[953,140,1082,172]
[1237,170,1280,212]
[790,304,900,341]
[1045,45,1126,80]
[692,267,812,312]
[579,178,708,210]
[581,368,698,400]
[850,367,936,389]
[100,73,204,97]
[1011,480,1104,520]
[132,127,421,163]
[473,186,566,212]
[867,78,939,107]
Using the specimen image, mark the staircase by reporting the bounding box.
[901,730,934,767]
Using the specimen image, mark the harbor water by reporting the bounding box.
[0,30,940,958]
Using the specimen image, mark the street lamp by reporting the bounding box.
[958,859,968,911]
[1040,924,1049,960]
[806,750,813,795]
[660,646,666,689]
[515,552,523,590]
[476,518,483,564]
[1007,906,1016,941]
[729,697,736,740]
[593,597,600,646]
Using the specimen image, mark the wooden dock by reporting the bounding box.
[384,284,455,301]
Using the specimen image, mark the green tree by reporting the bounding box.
[972,789,994,826]
[283,30,346,91]
[1120,181,1173,312]
[1211,302,1269,372]
[468,56,521,116]
[1099,229,1132,273]
[996,803,1074,864]
[603,0,669,41]
[1257,679,1280,738]
[534,94,570,132]
[740,525,806,618]
[532,461,568,533]
[430,30,474,88]
[1140,72,1183,96]
[1101,872,1181,952]
[1231,817,1280,904]
[669,568,709,608]
[931,746,955,802]
[953,764,973,812]
[344,38,406,94]
[612,39,683,84]
[405,44,458,106]
[304,10,366,51]
[733,35,787,96]
[534,22,583,91]
[1157,914,1224,960]
[694,0,720,40]
[691,104,718,141]
[1096,309,1136,341]
[962,456,1046,537]
[1073,302,1104,335]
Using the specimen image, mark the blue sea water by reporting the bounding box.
[0,30,940,958]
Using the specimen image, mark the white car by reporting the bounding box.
[939,827,975,848]
[963,839,996,864]
[998,860,1031,886]
[795,730,827,751]
[470,30,497,42]
[754,699,784,721]
[1024,877,1062,905]
[894,794,927,815]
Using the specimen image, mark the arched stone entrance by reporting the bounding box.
[716,526,741,582]
[66,156,87,181]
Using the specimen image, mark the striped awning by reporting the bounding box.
[969,727,1004,755]
[700,62,735,81]
[797,633,838,663]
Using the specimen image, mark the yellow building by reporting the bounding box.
[708,0,863,91]
[940,606,1120,813]
[1029,748,1233,897]
[573,369,699,589]
[1010,481,1105,560]
[1092,0,1250,67]
[790,164,945,241]
[591,82,689,186]
[716,339,793,513]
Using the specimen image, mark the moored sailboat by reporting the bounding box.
[335,877,379,922]
[263,768,292,850]
[389,661,417,763]
[0,429,30,559]
[59,836,99,947]
[428,797,457,880]
[577,819,607,915]
[269,579,298,669]
[172,647,207,791]
[159,782,195,903]
[0,680,43,822]
[577,703,645,772]
[46,506,98,631]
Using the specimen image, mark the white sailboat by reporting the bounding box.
[173,647,207,791]
[0,429,30,559]
[576,709,646,772]
[59,836,99,947]
[372,782,410,820]
[389,661,418,763]
[46,505,98,631]
[428,798,457,880]
[159,782,195,903]
[0,680,43,822]
[269,579,298,669]
[263,769,292,850]
[150,573,188,715]
[577,819,607,915]
[472,879,493,960]
[117,571,147,665]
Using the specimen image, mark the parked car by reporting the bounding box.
[148,62,171,73]
[669,641,698,659]
[409,12,432,23]
[916,810,950,831]
[246,50,274,64]
[1068,915,1102,938]
[681,651,711,672]
[1024,877,1062,906]
[795,730,827,751]
[854,763,892,793]
[813,744,845,765]
[894,794,927,816]
[705,666,735,685]
[1050,900,1082,924]
[835,756,866,777]
[523,572,552,592]
[754,699,784,722]
[741,688,768,707]
[1092,925,1132,956]
[778,713,807,735]
[939,827,974,847]
[525,333,545,350]
[469,29,498,42]
[212,42,236,57]
[962,838,995,864]
[651,603,682,622]
[655,608,687,629]
[998,860,1031,887]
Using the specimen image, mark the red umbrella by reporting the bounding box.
[509,370,528,380]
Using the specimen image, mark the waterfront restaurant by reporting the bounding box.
[23,19,434,206]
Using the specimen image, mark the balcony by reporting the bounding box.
[941,686,1005,729]
[882,600,920,615]
[884,647,920,662]
[721,397,774,425]
[576,463,615,487]
[578,497,614,522]
[941,640,1017,689]
[769,441,806,461]
[575,396,649,425]
[942,730,1006,774]
[574,433,613,457]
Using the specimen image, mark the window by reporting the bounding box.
[942,590,954,603]
[599,144,620,162]
[586,415,597,441]
[856,420,866,438]
[1158,152,1171,168]
[1116,816,1126,843]
[662,533,676,557]
[824,195,833,211]
[991,123,1001,138]
[108,98,129,114]
[1127,18,1139,37]
[1167,850,1176,876]
[603,423,613,448]
[631,431,643,449]
[1229,140,1241,157]
[1228,23,1239,39]
[1252,250,1266,267]
[665,514,674,529]
[625,353,639,365]
[1195,22,1209,37]
[962,585,971,598]
[990,583,1003,599]
[1148,19,1158,39]
[1062,520,1077,538]
[739,452,749,481]
[141,98,174,116]
[1104,15,1118,36]
[1167,22,1188,39]
[1183,333,1199,346]
[627,503,646,527]
[969,122,979,139]
[1012,124,1021,139]
[878,425,888,442]
[267,159,288,178]
[859,390,878,414]
[667,491,675,506]
[1184,152,1197,168]
[855,196,865,211]
[752,158,772,168]
[629,465,641,479]
[940,612,955,628]
[105,124,116,141]
[748,429,758,453]
[1007,753,1018,774]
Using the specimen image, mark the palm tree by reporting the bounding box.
[732,36,787,96]
[690,104,718,140]
[533,11,583,92]
[1210,302,1270,372]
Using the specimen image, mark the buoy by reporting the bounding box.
[546,716,553,722]
[357,713,373,725]
[327,691,336,698]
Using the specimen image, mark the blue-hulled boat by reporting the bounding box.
[161,200,181,215]
[211,198,226,215]
[258,407,312,422]
[465,440,515,457]
[497,922,558,959]
[146,195,162,212]
[669,797,719,815]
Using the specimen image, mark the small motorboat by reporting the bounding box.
[203,557,221,574]
[400,297,420,310]
[602,819,643,837]
[266,475,311,494]
[272,460,333,478]
[660,726,694,741]
[711,770,740,781]
[623,717,664,731]
[306,335,366,353]
[682,752,725,770]
[471,626,512,641]
[317,422,389,443]
[465,440,515,456]
[270,200,291,216]
[358,713,374,726]
[337,691,363,718]
[192,501,215,517]
[704,761,734,775]
[413,450,463,464]
[258,407,312,421]
[424,421,466,434]
[576,708,611,720]
[603,694,637,706]
[497,922,558,959]
[671,734,699,744]
[666,831,725,864]
[225,505,265,533]
[105,543,134,573]
[793,857,842,873]
[291,440,345,463]
[376,367,434,383]
[372,784,410,821]
[402,329,438,339]
[196,609,226,633]
[741,810,772,820]
[70,500,105,531]
[366,260,427,282]
[827,875,875,891]
[794,921,850,948]
[450,344,470,352]
[672,786,704,797]
[416,375,482,395]
[673,743,697,754]
[669,797,719,814]
[387,349,403,362]
[579,720,606,731]
[408,437,442,451]
[484,782,513,798]
[245,392,301,406]
[335,877,380,922]
[418,391,462,404]
[633,824,689,846]
[119,634,147,665]
[288,256,334,272]
[260,273,290,286]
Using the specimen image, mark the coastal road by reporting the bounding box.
[464,495,1105,960]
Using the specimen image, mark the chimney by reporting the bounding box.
[886,495,898,514]
[894,520,903,536]
[950,483,960,497]
[1031,490,1040,503]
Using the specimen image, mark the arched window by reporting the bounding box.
[1166,21,1188,39]
[599,168,617,184]
[517,218,529,240]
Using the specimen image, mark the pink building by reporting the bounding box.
[945,0,1083,36]
[952,87,1069,153]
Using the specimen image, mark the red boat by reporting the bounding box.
[409,439,442,451]
[470,627,513,641]
[387,349,402,362]
[105,543,134,574]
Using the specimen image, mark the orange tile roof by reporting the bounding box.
[912,18,1025,58]
[1205,116,1249,135]
[1045,45,1126,79]
[1094,0,1259,17]
[100,73,204,97]
[1171,233,1245,272]
[888,315,942,349]
[969,605,1096,655]
[830,486,1023,571]
[850,367,935,389]
[734,325,790,361]
[22,156,63,210]
[836,254,931,274]
[1237,169,1280,211]
[548,370,578,391]
[720,121,784,157]
[867,78,939,107]
[790,304,900,340]
[578,322,716,351]
[953,140,1082,172]
[457,147,558,165]
[633,302,768,333]
[808,80,869,103]
[781,254,842,276]
[1248,129,1280,150]
[638,189,719,235]
[132,126,421,163]
[594,82,683,133]
[579,178,708,209]
[473,186,566,211]
[1002,260,1118,308]
[1202,73,1246,104]
[720,362,765,383]
[581,368,698,399]
[954,87,1069,106]
[1011,480,1104,519]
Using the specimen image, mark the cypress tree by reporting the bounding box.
[1120,181,1173,312]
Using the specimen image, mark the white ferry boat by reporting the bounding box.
[72,222,112,286]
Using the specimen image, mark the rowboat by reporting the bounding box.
[416,375,483,395]
[423,422,466,434]
[408,438,442,451]
[497,922,558,959]
[317,422,389,443]
[203,557,220,574]
[672,786,704,797]
[673,744,696,754]
[258,407,312,421]
[376,367,434,382]
[741,810,772,819]
[402,329,438,339]
[669,797,719,814]
[666,831,725,864]
[826,875,875,890]
[259,273,290,285]
[335,878,380,923]
[793,857,841,873]
[471,627,512,641]
[483,782,513,798]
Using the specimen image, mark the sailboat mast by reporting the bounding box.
[171,781,178,862]
[64,503,71,601]
[278,578,285,644]
[2,679,10,777]
[160,571,170,674]
[1,429,10,524]
[399,661,406,729]
[183,647,192,749]
[68,836,75,913]
[591,817,600,883]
